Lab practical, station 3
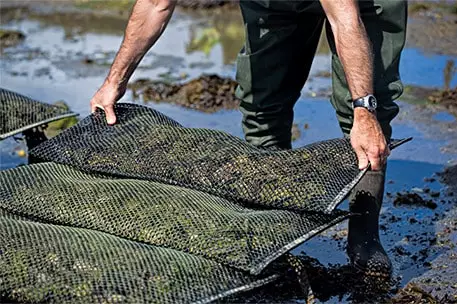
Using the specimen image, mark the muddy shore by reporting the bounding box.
[391,164,457,303]
[1,1,456,303]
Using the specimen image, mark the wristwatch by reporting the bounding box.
[352,95,377,113]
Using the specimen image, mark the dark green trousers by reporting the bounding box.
[235,0,407,149]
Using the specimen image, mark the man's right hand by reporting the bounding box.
[90,82,127,125]
[88,0,176,125]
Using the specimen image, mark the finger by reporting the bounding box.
[369,153,382,171]
[90,100,98,114]
[103,105,117,125]
[355,148,369,170]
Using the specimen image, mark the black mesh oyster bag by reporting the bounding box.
[30,104,410,213]
[0,162,348,275]
[0,215,282,304]
[0,88,77,139]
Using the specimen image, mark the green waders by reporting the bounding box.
[235,0,407,277]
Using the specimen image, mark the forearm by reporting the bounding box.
[332,19,374,101]
[105,0,176,87]
[321,0,374,102]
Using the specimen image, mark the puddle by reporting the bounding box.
[433,111,456,122]
[0,3,456,303]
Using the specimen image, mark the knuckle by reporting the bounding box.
[368,150,379,157]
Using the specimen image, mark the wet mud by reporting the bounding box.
[391,164,457,303]
[407,2,457,56]
[129,74,240,112]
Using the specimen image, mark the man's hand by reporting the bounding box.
[90,0,176,124]
[90,81,127,125]
[350,108,389,170]
[320,0,389,170]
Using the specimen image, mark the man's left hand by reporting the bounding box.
[350,108,389,171]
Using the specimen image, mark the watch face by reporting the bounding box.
[368,96,377,109]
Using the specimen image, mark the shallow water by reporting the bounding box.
[0,4,456,302]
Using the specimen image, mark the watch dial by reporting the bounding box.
[369,96,377,108]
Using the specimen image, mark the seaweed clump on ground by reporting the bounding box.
[393,192,438,210]
[428,87,457,116]
[0,29,25,49]
[227,254,398,303]
[128,74,240,112]
[295,255,395,303]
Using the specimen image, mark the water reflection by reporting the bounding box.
[444,59,456,91]
[186,9,244,65]
[185,8,331,65]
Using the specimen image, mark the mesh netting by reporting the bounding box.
[0,162,348,275]
[0,88,77,139]
[0,215,280,304]
[31,104,371,213]
[1,99,410,303]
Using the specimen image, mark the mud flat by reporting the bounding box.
[407,2,457,56]
[393,164,457,303]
